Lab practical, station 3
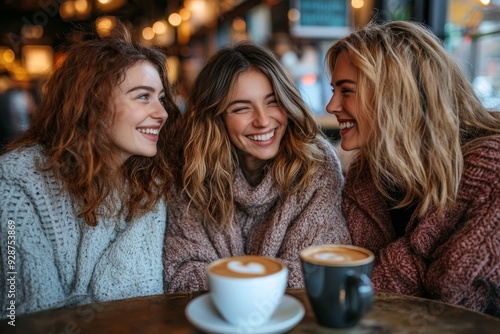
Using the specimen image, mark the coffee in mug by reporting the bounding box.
[209,255,283,278]
[208,255,288,329]
[300,244,374,328]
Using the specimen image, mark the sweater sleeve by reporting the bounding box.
[0,170,66,318]
[423,139,500,316]
[163,189,233,293]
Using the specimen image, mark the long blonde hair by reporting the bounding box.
[180,42,329,227]
[327,20,500,216]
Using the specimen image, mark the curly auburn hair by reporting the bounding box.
[9,21,181,226]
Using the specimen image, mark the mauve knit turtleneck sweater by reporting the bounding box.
[164,142,351,292]
[343,136,500,317]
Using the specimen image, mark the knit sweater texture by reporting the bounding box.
[164,142,351,292]
[0,146,166,318]
[344,137,500,317]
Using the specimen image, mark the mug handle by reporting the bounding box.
[344,272,373,325]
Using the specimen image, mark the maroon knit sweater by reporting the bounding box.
[343,136,500,317]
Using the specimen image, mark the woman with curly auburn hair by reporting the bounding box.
[164,41,350,292]
[326,20,499,316]
[0,20,180,317]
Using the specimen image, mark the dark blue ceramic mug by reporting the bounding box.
[300,244,374,328]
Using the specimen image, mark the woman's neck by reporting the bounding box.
[238,153,268,187]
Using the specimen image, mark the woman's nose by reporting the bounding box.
[153,101,168,121]
[253,108,270,127]
[326,94,341,115]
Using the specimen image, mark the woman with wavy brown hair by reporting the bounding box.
[326,20,499,316]
[164,42,350,292]
[0,20,180,317]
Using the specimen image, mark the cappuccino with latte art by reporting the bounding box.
[209,255,283,278]
[300,245,372,266]
[207,255,288,327]
[300,244,374,329]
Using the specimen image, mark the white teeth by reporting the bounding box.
[137,128,160,135]
[339,122,355,130]
[248,130,275,141]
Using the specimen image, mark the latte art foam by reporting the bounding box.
[313,252,352,262]
[300,245,373,266]
[209,255,283,278]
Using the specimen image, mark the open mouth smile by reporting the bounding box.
[136,127,160,135]
[247,129,275,142]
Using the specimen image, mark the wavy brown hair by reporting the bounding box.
[326,20,500,216]
[179,42,330,228]
[9,21,180,226]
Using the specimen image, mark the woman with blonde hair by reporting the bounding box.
[326,20,499,316]
[164,42,350,292]
[0,21,180,317]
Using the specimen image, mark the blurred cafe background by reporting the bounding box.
[1,0,499,154]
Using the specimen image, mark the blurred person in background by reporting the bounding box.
[164,42,350,292]
[0,71,34,155]
[0,21,180,317]
[326,20,499,316]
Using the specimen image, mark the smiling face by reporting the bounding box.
[110,61,168,164]
[326,51,369,151]
[223,70,287,173]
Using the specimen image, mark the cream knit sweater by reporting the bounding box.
[0,146,166,318]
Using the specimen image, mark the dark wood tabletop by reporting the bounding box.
[1,289,499,333]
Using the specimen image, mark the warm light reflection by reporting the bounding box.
[177,22,191,44]
[232,18,246,32]
[142,27,155,40]
[74,0,89,14]
[96,0,126,12]
[479,0,490,5]
[169,13,182,27]
[60,1,75,19]
[153,20,167,34]
[22,45,53,76]
[180,8,191,21]
[13,65,28,81]
[288,8,300,22]
[2,49,15,63]
[301,73,317,85]
[21,25,44,39]
[96,16,116,37]
[166,56,180,84]
[185,0,205,13]
[351,0,364,9]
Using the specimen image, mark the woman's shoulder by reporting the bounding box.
[316,136,341,164]
[462,135,500,184]
[310,137,344,182]
[0,145,46,178]
[463,135,500,164]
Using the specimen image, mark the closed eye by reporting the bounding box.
[267,98,279,106]
[229,106,251,113]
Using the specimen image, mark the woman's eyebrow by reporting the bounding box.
[126,85,155,94]
[333,79,357,86]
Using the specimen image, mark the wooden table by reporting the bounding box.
[1,289,498,333]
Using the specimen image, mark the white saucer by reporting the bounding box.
[185,294,305,334]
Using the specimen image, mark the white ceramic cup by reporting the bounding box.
[207,255,288,329]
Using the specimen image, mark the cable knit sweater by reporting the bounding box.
[164,142,351,292]
[0,146,166,318]
[343,137,500,317]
